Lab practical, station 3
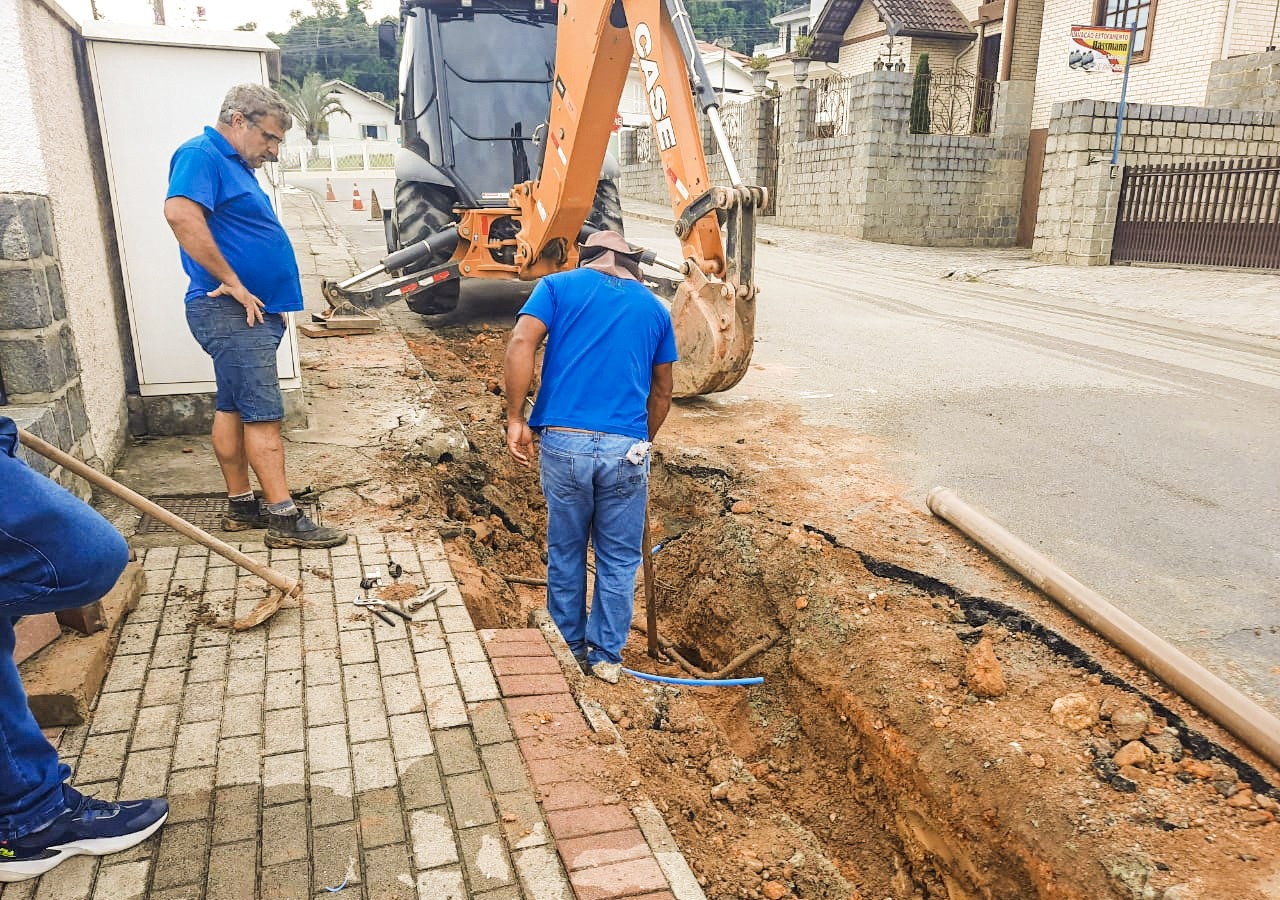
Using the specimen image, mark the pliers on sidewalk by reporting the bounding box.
[353,596,413,627]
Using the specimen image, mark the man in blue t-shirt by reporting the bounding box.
[504,230,677,683]
[164,84,344,550]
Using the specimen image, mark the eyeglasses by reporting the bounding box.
[245,118,283,146]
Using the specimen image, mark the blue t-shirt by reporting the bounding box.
[166,127,303,314]
[519,268,678,442]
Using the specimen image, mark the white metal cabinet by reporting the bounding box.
[82,23,301,397]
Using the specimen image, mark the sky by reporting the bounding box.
[58,0,399,34]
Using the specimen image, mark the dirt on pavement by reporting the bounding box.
[315,310,1280,900]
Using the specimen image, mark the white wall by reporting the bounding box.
[1226,0,1279,56]
[3,0,130,467]
[836,1,890,75]
[284,85,397,145]
[1032,0,1256,128]
[0,2,48,194]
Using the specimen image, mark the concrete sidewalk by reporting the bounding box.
[2,191,706,900]
[621,197,1280,341]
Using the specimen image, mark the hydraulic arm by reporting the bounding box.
[510,0,766,395]
[322,0,765,396]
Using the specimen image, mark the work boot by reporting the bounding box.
[265,510,348,549]
[591,661,621,684]
[221,497,269,531]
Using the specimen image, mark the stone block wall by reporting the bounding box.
[618,72,1033,248]
[618,96,778,216]
[2,0,133,474]
[773,72,1031,247]
[1033,99,1280,265]
[0,194,94,496]
[618,129,670,207]
[1207,49,1280,111]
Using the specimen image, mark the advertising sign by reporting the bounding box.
[1068,25,1133,74]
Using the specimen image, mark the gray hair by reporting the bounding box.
[218,83,293,131]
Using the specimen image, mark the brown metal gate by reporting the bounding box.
[1112,158,1280,270]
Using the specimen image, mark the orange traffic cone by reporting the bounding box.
[351,186,364,212]
[368,189,382,221]
[325,178,336,202]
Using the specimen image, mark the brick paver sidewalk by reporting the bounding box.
[2,530,705,900]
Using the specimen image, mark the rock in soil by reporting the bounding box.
[1051,691,1099,731]
[1113,741,1153,770]
[964,636,1006,698]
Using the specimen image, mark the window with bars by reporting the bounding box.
[1094,0,1157,61]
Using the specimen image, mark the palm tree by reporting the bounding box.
[278,73,351,147]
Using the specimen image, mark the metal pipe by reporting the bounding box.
[926,487,1280,772]
[336,261,390,292]
[642,515,659,658]
[630,621,711,678]
[1221,0,1239,59]
[998,0,1019,82]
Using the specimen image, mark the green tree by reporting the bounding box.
[279,73,351,146]
[267,0,397,99]
[910,53,932,134]
[686,0,784,57]
[234,21,256,31]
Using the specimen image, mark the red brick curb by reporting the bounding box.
[480,628,680,900]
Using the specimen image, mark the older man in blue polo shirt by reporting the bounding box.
[164,83,345,549]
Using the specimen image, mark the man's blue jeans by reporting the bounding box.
[538,429,649,666]
[0,418,129,840]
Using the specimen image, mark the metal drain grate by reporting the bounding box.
[135,495,319,535]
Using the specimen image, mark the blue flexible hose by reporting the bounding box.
[623,668,763,687]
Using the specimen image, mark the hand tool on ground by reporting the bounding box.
[353,596,412,626]
[16,427,301,630]
[406,584,447,613]
[388,560,403,580]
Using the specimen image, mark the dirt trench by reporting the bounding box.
[387,318,1280,900]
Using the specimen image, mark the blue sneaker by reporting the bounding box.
[0,785,168,882]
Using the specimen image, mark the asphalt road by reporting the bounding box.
[627,216,1280,715]
[294,172,1280,715]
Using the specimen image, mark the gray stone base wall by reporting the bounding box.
[0,193,95,498]
[1207,49,1280,112]
[127,388,306,436]
[618,97,779,218]
[618,130,670,207]
[619,74,1033,249]
[1033,99,1280,265]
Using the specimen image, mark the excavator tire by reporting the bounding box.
[394,180,461,316]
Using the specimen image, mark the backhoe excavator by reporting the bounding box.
[322,0,766,396]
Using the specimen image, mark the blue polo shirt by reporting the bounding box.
[166,127,303,314]
[519,268,678,442]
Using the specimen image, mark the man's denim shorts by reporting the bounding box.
[185,294,287,424]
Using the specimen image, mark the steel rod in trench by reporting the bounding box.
[927,486,1280,772]
[642,513,659,658]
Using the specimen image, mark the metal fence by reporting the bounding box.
[806,71,997,139]
[1112,158,1280,270]
[912,71,998,136]
[810,76,853,139]
[278,138,399,173]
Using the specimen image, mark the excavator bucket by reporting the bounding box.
[669,186,764,397]
[670,266,756,397]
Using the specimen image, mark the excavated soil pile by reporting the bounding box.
[384,316,1280,900]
